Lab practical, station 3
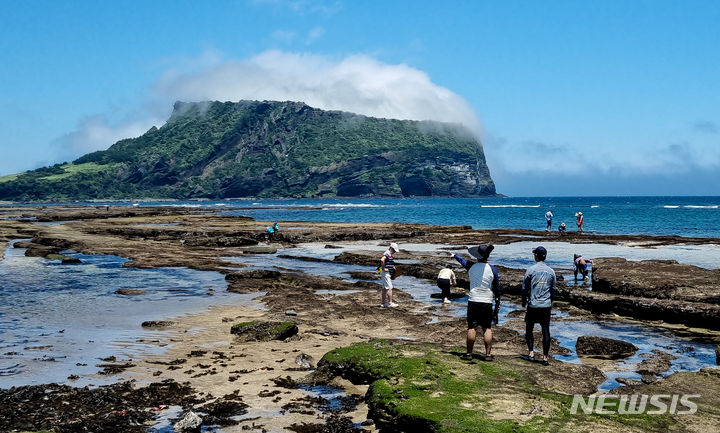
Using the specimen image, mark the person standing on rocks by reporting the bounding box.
[436,267,457,304]
[379,243,400,308]
[521,246,556,366]
[575,212,584,233]
[451,244,500,361]
[545,209,553,232]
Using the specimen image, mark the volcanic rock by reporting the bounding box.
[230,321,298,342]
[575,336,638,359]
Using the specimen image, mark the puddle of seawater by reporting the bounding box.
[33,220,80,226]
[550,320,717,391]
[0,241,262,388]
[446,241,720,270]
[298,384,346,411]
[224,244,718,392]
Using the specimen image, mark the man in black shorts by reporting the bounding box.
[521,246,556,366]
[451,244,500,361]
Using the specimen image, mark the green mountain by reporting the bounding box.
[0,100,497,201]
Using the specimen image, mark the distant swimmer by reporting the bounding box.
[575,212,584,233]
[558,222,567,235]
[573,254,593,281]
[545,209,553,232]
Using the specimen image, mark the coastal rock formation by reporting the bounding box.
[636,350,676,377]
[115,289,146,295]
[230,321,298,342]
[592,257,720,303]
[0,100,497,201]
[575,336,638,359]
[141,320,175,328]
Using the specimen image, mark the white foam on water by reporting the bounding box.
[319,203,383,208]
[684,205,718,209]
[481,205,541,208]
[663,205,680,208]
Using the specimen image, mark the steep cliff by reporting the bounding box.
[0,100,496,200]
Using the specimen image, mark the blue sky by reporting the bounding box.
[1,0,718,196]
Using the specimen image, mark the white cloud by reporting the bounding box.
[52,50,482,162]
[152,50,481,134]
[54,114,156,160]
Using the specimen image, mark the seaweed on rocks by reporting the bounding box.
[0,379,195,433]
[287,414,363,433]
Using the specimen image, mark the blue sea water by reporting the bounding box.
[47,196,720,238]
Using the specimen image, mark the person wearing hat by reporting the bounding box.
[521,246,556,366]
[379,242,400,308]
[575,212,584,233]
[558,222,567,235]
[450,244,500,361]
[573,254,593,281]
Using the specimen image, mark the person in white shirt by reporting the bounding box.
[379,242,400,308]
[436,268,457,304]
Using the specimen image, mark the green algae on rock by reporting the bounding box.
[318,340,681,433]
[230,321,298,342]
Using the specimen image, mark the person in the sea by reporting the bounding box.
[558,222,567,235]
[436,267,457,304]
[575,212,584,233]
[521,246,556,366]
[451,244,500,361]
[573,254,593,281]
[545,209,553,232]
[379,242,400,308]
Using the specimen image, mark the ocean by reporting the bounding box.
[47,196,720,238]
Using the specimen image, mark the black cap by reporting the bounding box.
[532,246,547,257]
[468,244,494,260]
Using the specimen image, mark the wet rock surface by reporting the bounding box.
[576,335,639,359]
[141,320,176,328]
[231,320,299,342]
[115,288,146,295]
[636,350,677,376]
[0,379,195,433]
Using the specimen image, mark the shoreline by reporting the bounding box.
[1,205,719,432]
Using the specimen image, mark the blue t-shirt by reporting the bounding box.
[522,261,556,308]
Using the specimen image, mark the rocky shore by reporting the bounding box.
[0,205,719,432]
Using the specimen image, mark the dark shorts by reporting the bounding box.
[467,301,493,329]
[525,307,551,327]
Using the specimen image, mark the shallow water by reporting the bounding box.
[225,244,719,391]
[0,242,260,388]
